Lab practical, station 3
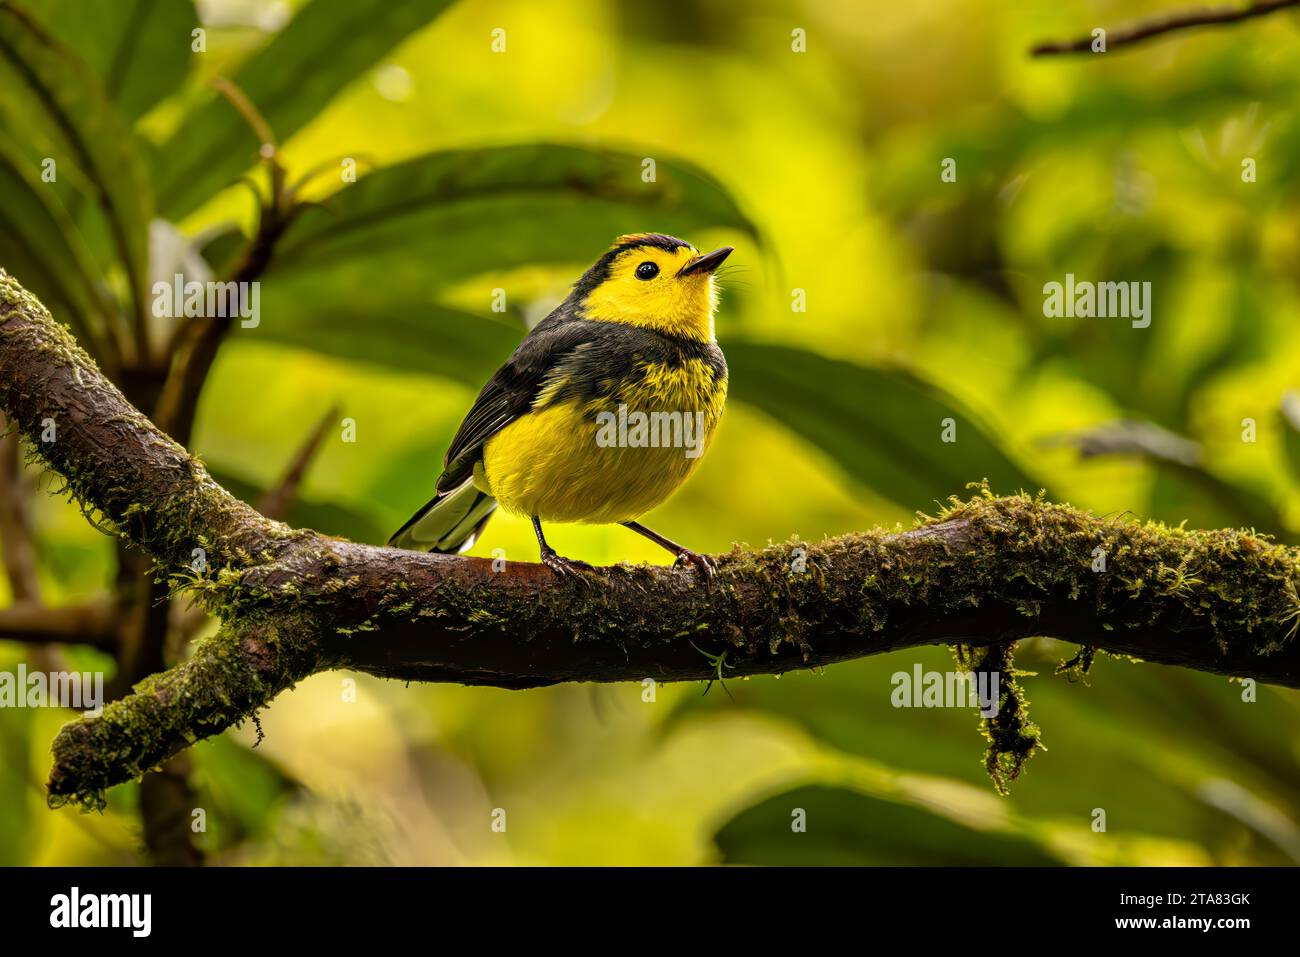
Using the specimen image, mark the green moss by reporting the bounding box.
[42,469,1300,803]
[953,641,1042,794]
[14,276,1300,815]
[1055,645,1097,681]
[47,613,321,812]
[672,485,1300,792]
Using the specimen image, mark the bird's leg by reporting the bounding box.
[532,516,595,578]
[621,521,715,584]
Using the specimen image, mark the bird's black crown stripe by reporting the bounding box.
[569,234,693,301]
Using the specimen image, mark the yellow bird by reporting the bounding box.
[389,233,732,579]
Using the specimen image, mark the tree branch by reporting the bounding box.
[0,414,42,602]
[170,403,338,643]
[3,269,1299,810]
[257,403,339,521]
[1031,0,1300,56]
[0,599,118,650]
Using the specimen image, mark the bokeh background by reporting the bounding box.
[2,0,1300,865]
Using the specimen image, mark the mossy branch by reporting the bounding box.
[3,270,1300,810]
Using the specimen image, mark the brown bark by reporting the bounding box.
[2,269,1298,810]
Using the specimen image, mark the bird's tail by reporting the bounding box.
[388,476,497,553]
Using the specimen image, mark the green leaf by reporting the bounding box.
[251,304,522,389]
[677,645,1300,862]
[22,0,197,122]
[0,133,114,352]
[197,223,249,279]
[714,784,1064,866]
[210,468,388,546]
[0,2,152,336]
[725,340,1041,509]
[155,0,456,219]
[191,733,297,848]
[1042,419,1288,537]
[0,702,34,865]
[1281,392,1300,488]
[245,144,756,379]
[265,143,758,284]
[874,70,1294,215]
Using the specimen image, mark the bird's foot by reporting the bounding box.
[673,549,716,586]
[540,546,597,581]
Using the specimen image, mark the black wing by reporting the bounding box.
[436,312,599,492]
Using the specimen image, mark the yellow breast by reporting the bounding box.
[479,359,726,524]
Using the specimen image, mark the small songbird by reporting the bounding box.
[389,233,732,579]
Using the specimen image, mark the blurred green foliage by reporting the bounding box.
[0,0,1298,865]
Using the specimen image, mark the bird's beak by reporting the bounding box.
[679,246,734,276]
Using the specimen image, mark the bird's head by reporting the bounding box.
[570,233,733,341]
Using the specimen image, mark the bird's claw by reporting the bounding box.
[674,549,716,586]
[541,547,597,582]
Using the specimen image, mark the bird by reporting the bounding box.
[388,233,731,581]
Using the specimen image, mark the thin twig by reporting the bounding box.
[1031,0,1300,56]
[0,417,72,668]
[0,600,118,650]
[0,414,41,602]
[257,404,341,521]
[208,75,277,149]
[153,77,292,447]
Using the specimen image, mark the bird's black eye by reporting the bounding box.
[635,261,659,281]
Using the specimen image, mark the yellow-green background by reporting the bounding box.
[2,0,1300,865]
